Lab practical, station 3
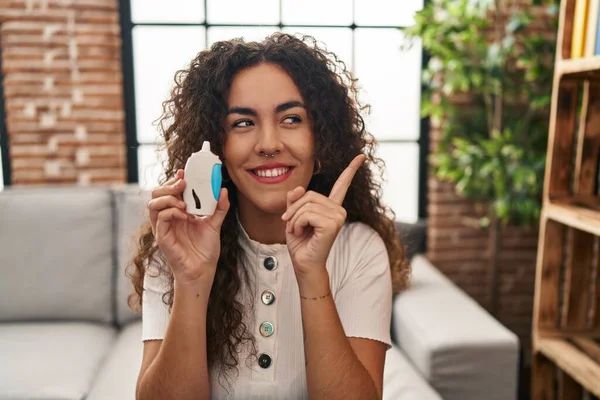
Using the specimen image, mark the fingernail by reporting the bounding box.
[281,212,288,220]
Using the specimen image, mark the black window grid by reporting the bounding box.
[0,47,10,188]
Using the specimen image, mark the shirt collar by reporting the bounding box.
[235,211,289,256]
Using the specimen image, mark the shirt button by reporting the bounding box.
[259,321,275,337]
[261,290,276,305]
[258,353,272,369]
[263,256,278,271]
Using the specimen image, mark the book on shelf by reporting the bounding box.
[572,0,590,58]
[595,0,600,54]
[586,0,600,55]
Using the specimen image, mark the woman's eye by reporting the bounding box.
[282,115,302,124]
[232,119,254,128]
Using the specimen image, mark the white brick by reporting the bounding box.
[23,102,36,117]
[40,112,56,128]
[43,76,55,91]
[75,147,90,166]
[44,160,61,177]
[77,172,91,185]
[72,88,84,103]
[74,125,87,141]
[47,136,59,152]
[42,24,61,40]
[61,101,72,117]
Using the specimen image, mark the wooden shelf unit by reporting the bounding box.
[544,198,600,236]
[536,337,600,397]
[532,0,600,398]
[558,56,600,79]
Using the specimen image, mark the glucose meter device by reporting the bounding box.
[182,141,222,216]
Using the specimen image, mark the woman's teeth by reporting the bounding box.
[253,167,290,178]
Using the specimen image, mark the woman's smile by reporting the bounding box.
[248,163,295,184]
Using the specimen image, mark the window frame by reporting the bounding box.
[0,47,11,188]
[118,0,429,219]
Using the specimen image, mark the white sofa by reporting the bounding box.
[0,185,520,399]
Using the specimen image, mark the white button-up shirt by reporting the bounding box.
[142,221,393,399]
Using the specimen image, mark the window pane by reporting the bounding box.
[375,142,419,223]
[354,28,421,141]
[131,0,205,24]
[207,0,279,24]
[133,26,205,144]
[282,27,353,70]
[207,27,279,46]
[354,0,424,26]
[138,144,167,189]
[282,0,352,25]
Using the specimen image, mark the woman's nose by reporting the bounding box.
[255,123,284,155]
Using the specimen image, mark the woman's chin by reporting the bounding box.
[258,201,287,215]
[238,185,302,216]
[244,195,287,215]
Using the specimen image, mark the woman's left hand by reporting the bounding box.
[283,154,366,278]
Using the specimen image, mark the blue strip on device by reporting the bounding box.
[211,164,222,200]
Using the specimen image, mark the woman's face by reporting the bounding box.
[223,62,316,215]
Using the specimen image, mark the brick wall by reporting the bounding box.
[0,0,126,186]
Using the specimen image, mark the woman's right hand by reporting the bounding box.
[148,168,230,285]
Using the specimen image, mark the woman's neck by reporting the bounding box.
[236,198,287,245]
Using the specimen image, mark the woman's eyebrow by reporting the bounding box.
[275,101,305,113]
[226,101,305,116]
[226,106,257,116]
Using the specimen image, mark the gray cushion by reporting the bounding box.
[395,220,427,260]
[393,255,520,400]
[0,322,116,400]
[383,345,442,400]
[113,186,152,326]
[0,187,113,323]
[88,321,143,400]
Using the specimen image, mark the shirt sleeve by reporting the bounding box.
[141,261,171,341]
[334,225,393,349]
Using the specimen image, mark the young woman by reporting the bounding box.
[130,33,409,400]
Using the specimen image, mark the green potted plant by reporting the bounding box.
[403,0,558,315]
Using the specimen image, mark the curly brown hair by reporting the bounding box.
[128,32,410,379]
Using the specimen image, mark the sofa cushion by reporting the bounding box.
[113,186,152,326]
[392,255,520,400]
[383,344,442,400]
[395,220,426,260]
[0,322,116,400]
[88,321,143,400]
[0,187,113,323]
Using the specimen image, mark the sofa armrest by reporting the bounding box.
[392,255,520,400]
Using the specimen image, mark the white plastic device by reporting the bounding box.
[182,141,222,216]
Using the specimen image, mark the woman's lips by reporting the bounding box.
[248,167,294,184]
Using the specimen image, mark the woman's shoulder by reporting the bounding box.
[336,221,382,247]
[327,221,390,291]
[328,222,386,270]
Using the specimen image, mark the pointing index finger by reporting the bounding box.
[328,154,366,205]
